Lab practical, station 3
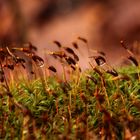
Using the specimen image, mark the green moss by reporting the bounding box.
[0,65,140,139]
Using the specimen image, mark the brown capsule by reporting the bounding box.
[96,56,106,66]
[7,64,14,70]
[94,67,103,76]
[31,71,35,74]
[21,63,26,69]
[48,66,57,73]
[106,69,118,77]
[65,56,76,65]
[73,54,79,61]
[53,40,61,48]
[78,37,88,43]
[64,47,79,62]
[72,42,79,49]
[90,56,106,66]
[64,47,75,55]
[29,42,37,51]
[32,55,44,67]
[70,65,76,70]
[17,57,26,63]
[128,56,138,66]
[98,51,106,56]
[86,75,97,84]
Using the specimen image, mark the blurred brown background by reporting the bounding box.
[0,0,140,68]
